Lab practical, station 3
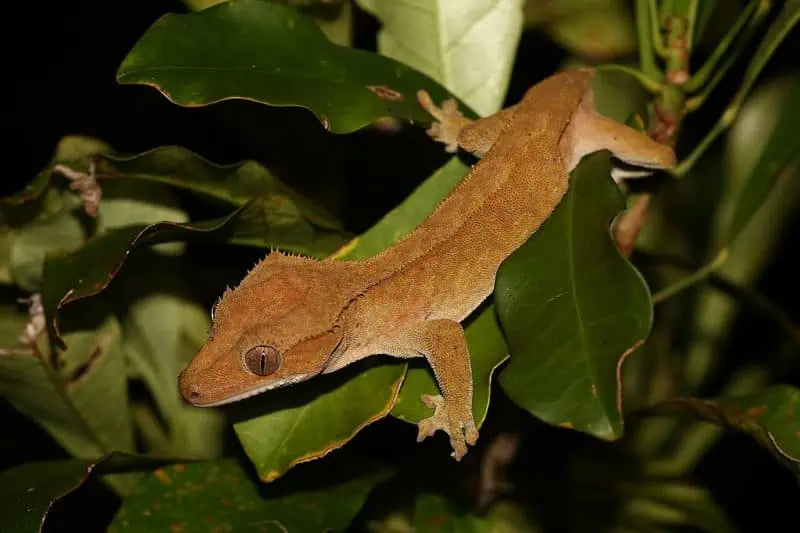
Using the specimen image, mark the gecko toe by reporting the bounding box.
[416,394,478,460]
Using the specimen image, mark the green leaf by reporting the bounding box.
[0,136,110,207]
[9,209,86,292]
[1,136,348,255]
[230,158,470,482]
[232,360,405,483]
[93,143,344,234]
[331,157,469,260]
[117,0,460,134]
[651,386,800,474]
[92,143,350,255]
[496,153,653,440]
[391,304,508,428]
[40,207,246,349]
[724,75,800,243]
[108,458,386,532]
[355,0,523,116]
[224,195,348,255]
[1,136,109,292]
[0,301,30,355]
[0,309,136,486]
[119,276,226,458]
[0,453,191,533]
[0,225,14,284]
[1,459,99,533]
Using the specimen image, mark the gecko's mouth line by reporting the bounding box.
[187,373,313,407]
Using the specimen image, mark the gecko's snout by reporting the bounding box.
[179,368,203,404]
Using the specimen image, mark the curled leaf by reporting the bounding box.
[40,208,246,349]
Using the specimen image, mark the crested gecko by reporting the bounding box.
[179,68,676,460]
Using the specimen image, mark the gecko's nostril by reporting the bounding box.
[179,370,202,402]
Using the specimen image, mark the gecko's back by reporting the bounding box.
[350,70,594,322]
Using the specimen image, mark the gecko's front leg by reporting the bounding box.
[417,91,516,158]
[399,319,478,460]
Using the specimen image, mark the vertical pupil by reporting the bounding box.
[243,345,279,376]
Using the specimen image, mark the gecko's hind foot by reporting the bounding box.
[416,90,469,154]
[416,393,478,461]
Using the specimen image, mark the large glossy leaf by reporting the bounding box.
[651,386,800,474]
[108,458,386,532]
[356,0,523,116]
[117,0,459,134]
[724,75,799,243]
[391,304,508,427]
[496,153,653,440]
[230,158,471,482]
[0,453,188,533]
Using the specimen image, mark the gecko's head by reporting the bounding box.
[179,251,352,407]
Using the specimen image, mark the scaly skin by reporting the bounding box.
[179,68,676,460]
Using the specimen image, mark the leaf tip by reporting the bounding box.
[261,470,281,483]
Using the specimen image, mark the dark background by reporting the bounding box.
[4,0,799,531]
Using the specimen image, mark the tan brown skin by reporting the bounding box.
[179,69,676,460]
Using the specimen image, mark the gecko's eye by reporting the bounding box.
[242,345,281,376]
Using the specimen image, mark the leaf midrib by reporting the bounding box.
[565,181,607,425]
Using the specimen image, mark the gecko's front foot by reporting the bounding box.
[416,90,469,154]
[416,393,478,461]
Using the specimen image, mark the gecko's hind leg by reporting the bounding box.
[417,91,516,158]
